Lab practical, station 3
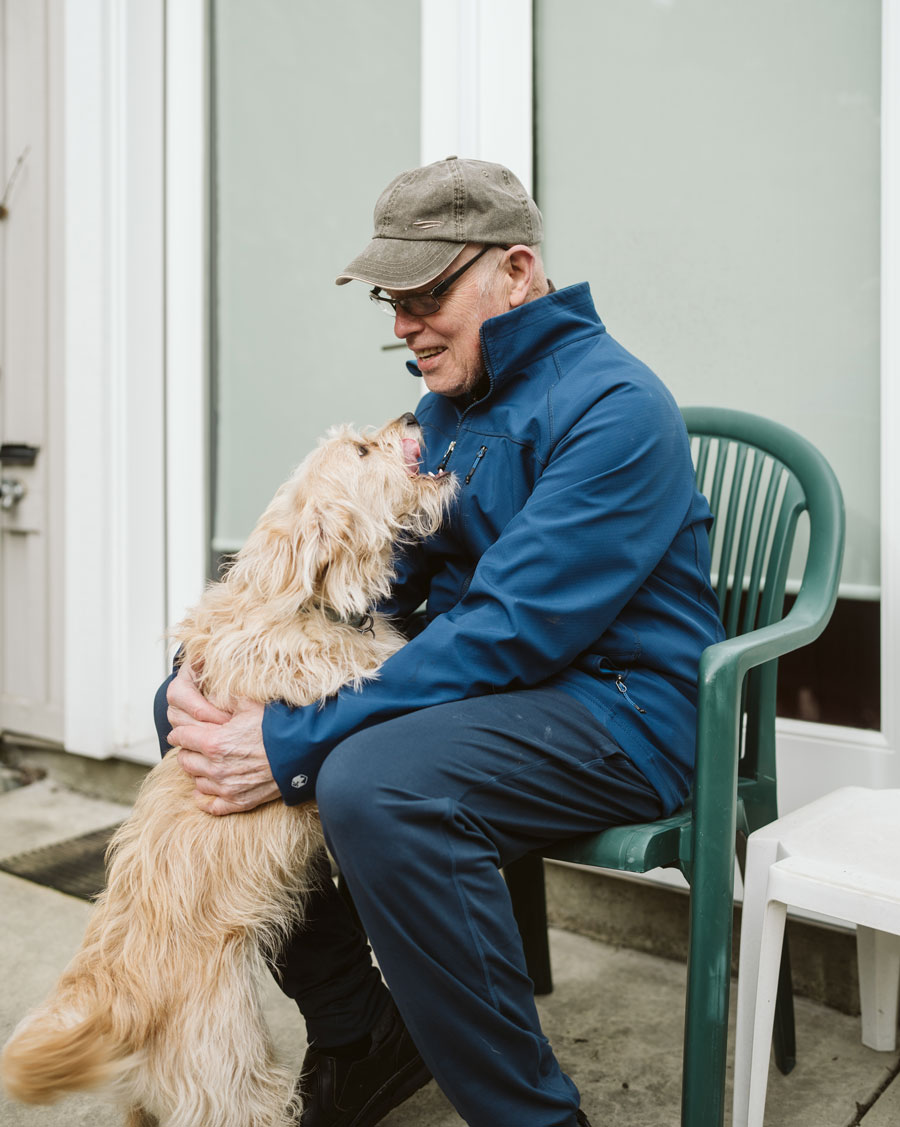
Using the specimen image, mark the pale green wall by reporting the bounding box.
[213,0,421,554]
[535,0,880,593]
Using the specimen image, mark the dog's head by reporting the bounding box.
[231,414,457,619]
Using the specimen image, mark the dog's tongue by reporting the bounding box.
[401,438,421,476]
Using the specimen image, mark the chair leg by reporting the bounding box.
[737,826,796,1077]
[682,853,735,1127]
[734,835,781,1127]
[857,925,900,1051]
[504,853,553,995]
[747,898,788,1127]
[772,937,796,1074]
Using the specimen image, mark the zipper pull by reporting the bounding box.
[616,676,646,714]
[465,446,488,484]
[437,441,456,472]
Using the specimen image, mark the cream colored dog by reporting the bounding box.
[1,414,455,1127]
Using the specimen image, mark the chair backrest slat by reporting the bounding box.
[740,461,784,635]
[756,475,806,630]
[724,449,765,639]
[694,435,712,489]
[714,443,748,620]
[705,437,731,550]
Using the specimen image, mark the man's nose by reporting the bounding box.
[393,306,425,338]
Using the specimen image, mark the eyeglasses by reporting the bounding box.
[369,245,500,317]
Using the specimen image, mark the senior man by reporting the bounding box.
[159,156,725,1127]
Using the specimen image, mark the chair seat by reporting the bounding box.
[751,786,900,934]
[773,854,900,908]
[545,786,758,875]
[758,786,900,886]
[544,807,691,874]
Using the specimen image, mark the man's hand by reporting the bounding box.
[166,663,282,815]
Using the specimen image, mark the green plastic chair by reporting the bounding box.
[505,406,845,1127]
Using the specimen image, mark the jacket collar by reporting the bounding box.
[405,282,604,397]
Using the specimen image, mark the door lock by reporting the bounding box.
[0,478,26,510]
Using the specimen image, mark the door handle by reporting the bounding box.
[0,478,26,510]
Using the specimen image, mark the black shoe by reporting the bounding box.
[575,1111,592,1127]
[294,1001,432,1127]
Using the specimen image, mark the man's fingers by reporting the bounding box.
[166,704,201,730]
[171,722,223,758]
[193,791,234,816]
[191,784,277,817]
[167,692,232,726]
[166,665,232,726]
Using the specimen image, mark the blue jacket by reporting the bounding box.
[264,283,724,814]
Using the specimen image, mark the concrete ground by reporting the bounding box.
[0,774,897,1127]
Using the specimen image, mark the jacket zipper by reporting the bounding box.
[465,446,488,484]
[616,676,646,714]
[437,441,456,472]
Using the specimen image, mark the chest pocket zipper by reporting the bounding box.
[437,441,456,473]
[465,446,488,484]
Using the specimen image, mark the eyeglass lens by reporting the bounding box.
[370,245,494,317]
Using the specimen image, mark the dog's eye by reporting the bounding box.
[356,444,370,457]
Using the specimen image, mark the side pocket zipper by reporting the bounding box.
[616,676,646,714]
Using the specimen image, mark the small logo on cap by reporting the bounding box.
[290,774,309,789]
[413,220,443,229]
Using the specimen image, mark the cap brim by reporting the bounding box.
[335,237,463,289]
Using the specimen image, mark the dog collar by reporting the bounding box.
[318,604,375,635]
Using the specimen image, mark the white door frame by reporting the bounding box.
[1,0,62,743]
[55,0,168,762]
[165,0,209,637]
[420,0,900,806]
[54,0,208,764]
[60,0,208,763]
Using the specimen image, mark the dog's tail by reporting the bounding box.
[1,1002,129,1105]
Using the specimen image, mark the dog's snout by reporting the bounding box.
[399,412,418,428]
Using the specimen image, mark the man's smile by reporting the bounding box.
[413,346,448,373]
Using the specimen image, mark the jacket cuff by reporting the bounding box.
[153,671,178,758]
[262,700,324,805]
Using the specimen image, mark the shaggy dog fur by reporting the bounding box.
[1,415,455,1127]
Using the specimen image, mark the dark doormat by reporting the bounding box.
[0,825,120,902]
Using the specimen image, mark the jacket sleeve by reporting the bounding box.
[375,542,432,621]
[263,381,694,802]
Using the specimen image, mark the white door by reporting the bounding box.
[0,0,62,744]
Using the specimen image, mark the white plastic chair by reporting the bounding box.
[732,786,900,1127]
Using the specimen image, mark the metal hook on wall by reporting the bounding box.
[0,146,32,221]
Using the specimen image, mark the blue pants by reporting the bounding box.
[155,681,666,1126]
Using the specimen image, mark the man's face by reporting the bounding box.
[388,247,510,398]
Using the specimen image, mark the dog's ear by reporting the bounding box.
[301,501,391,619]
[222,476,320,605]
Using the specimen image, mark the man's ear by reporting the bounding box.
[504,245,537,308]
